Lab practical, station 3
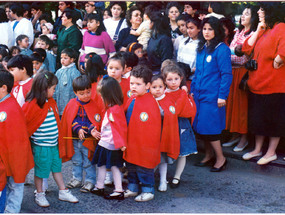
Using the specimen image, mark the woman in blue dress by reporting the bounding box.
[191,17,232,172]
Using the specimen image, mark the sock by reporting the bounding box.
[173,157,186,183]
[158,163,167,184]
[42,178,48,191]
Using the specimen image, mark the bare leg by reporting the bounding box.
[236,134,248,148]
[52,172,65,190]
[249,135,265,155]
[263,137,280,158]
[210,140,226,168]
[34,176,43,193]
[201,141,214,163]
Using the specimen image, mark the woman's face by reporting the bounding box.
[130,10,142,27]
[241,8,252,27]
[111,4,123,19]
[257,7,265,23]
[187,22,200,40]
[168,6,180,21]
[61,13,72,27]
[203,23,215,41]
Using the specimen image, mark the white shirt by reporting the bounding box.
[13,18,34,48]
[0,22,14,48]
[103,18,128,40]
[12,77,32,107]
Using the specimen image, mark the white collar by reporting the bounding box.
[61,62,75,69]
[155,94,165,101]
[18,77,32,85]
[165,87,179,93]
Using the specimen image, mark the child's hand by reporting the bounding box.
[217,98,226,108]
[78,129,87,140]
[120,146,126,151]
[91,127,101,140]
[181,86,188,93]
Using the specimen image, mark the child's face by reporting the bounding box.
[19,37,29,49]
[177,20,187,36]
[32,61,42,74]
[111,4,123,19]
[130,76,150,96]
[47,85,56,99]
[107,60,124,82]
[150,78,165,98]
[168,6,180,22]
[42,25,50,35]
[61,53,74,67]
[12,49,20,56]
[187,22,200,40]
[9,67,25,82]
[134,48,143,58]
[0,84,8,100]
[103,10,111,20]
[36,40,49,50]
[74,88,92,103]
[165,72,182,90]
[87,19,100,32]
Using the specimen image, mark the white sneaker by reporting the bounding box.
[35,192,50,207]
[124,189,138,198]
[135,192,154,202]
[59,189,79,203]
[66,178,82,189]
[158,181,168,192]
[80,182,94,193]
[104,171,113,185]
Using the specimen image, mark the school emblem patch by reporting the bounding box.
[169,106,175,114]
[94,114,101,122]
[109,113,114,122]
[140,112,148,122]
[127,90,132,98]
[0,111,7,122]
[206,55,212,63]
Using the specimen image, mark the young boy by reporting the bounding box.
[16,34,33,56]
[121,52,138,80]
[54,48,81,116]
[7,54,33,107]
[41,23,57,41]
[30,53,46,76]
[61,75,102,192]
[123,65,161,202]
[0,69,34,213]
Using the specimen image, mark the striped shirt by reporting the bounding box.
[31,108,59,147]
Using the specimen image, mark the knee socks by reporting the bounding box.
[173,156,186,180]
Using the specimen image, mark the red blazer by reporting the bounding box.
[123,93,161,169]
[120,78,131,108]
[61,98,102,161]
[0,96,34,183]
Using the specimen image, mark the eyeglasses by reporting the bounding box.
[132,14,141,18]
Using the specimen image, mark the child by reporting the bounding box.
[61,75,102,193]
[121,51,138,80]
[162,64,197,188]
[149,75,180,192]
[126,42,148,66]
[1,56,12,71]
[41,22,57,40]
[22,72,79,208]
[16,34,33,56]
[123,65,161,202]
[54,48,81,116]
[0,46,9,62]
[91,75,127,200]
[34,48,48,71]
[0,69,34,213]
[9,46,21,56]
[7,54,33,107]
[30,53,46,76]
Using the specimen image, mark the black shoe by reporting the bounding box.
[194,158,215,167]
[104,192,124,200]
[91,187,104,196]
[210,159,227,172]
[169,178,180,189]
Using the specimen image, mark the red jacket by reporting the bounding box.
[61,98,102,161]
[123,93,161,169]
[120,78,131,108]
[0,96,34,183]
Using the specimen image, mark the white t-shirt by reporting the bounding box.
[13,18,34,48]
[0,22,14,48]
[103,18,128,40]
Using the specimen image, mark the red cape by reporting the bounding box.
[106,105,127,149]
[120,78,131,108]
[61,98,102,161]
[91,77,105,115]
[0,96,34,183]
[157,94,180,160]
[123,93,161,169]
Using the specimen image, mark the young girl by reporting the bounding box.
[150,75,180,192]
[91,75,127,200]
[22,72,79,208]
[162,64,197,188]
[79,12,116,68]
[126,42,148,65]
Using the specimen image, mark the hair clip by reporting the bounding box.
[44,74,49,80]
[93,10,97,14]
[103,75,109,80]
[89,54,93,58]
[129,42,137,52]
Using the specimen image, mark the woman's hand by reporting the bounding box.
[273,55,284,69]
[91,127,101,140]
[217,98,226,108]
[257,21,266,32]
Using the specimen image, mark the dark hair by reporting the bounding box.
[26,72,58,108]
[144,5,159,18]
[184,2,200,10]
[7,55,33,77]
[126,42,143,53]
[72,75,92,92]
[39,13,54,25]
[85,53,106,83]
[61,48,77,59]
[150,74,164,85]
[3,55,12,63]
[10,3,24,17]
[107,52,126,69]
[176,14,191,23]
[103,8,111,17]
[39,35,53,49]
[238,5,258,36]
[16,34,29,45]
[121,52,138,69]
[162,64,185,82]
[183,17,201,44]
[109,2,127,18]
[197,17,225,53]
[0,48,9,62]
[149,11,171,38]
[9,46,21,55]
[0,8,8,23]
[0,69,14,93]
[166,2,182,16]
[62,8,79,25]
[177,62,191,81]
[33,48,47,61]
[126,6,142,27]
[30,52,43,63]
[97,75,123,107]
[87,12,106,35]
[208,2,224,15]
[258,2,284,29]
[31,2,44,12]
[131,64,153,84]
[220,17,235,45]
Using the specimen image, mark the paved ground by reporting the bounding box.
[20,153,285,213]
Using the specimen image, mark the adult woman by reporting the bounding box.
[147,11,173,75]
[115,6,142,52]
[57,8,82,66]
[0,8,13,48]
[191,17,232,172]
[241,3,285,165]
[223,5,258,152]
[220,17,236,46]
[166,2,182,39]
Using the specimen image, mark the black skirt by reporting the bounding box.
[248,91,285,137]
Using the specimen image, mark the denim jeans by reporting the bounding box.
[126,163,155,194]
[72,139,96,184]
[0,186,6,213]
[4,177,24,213]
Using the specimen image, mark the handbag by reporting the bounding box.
[238,71,249,91]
